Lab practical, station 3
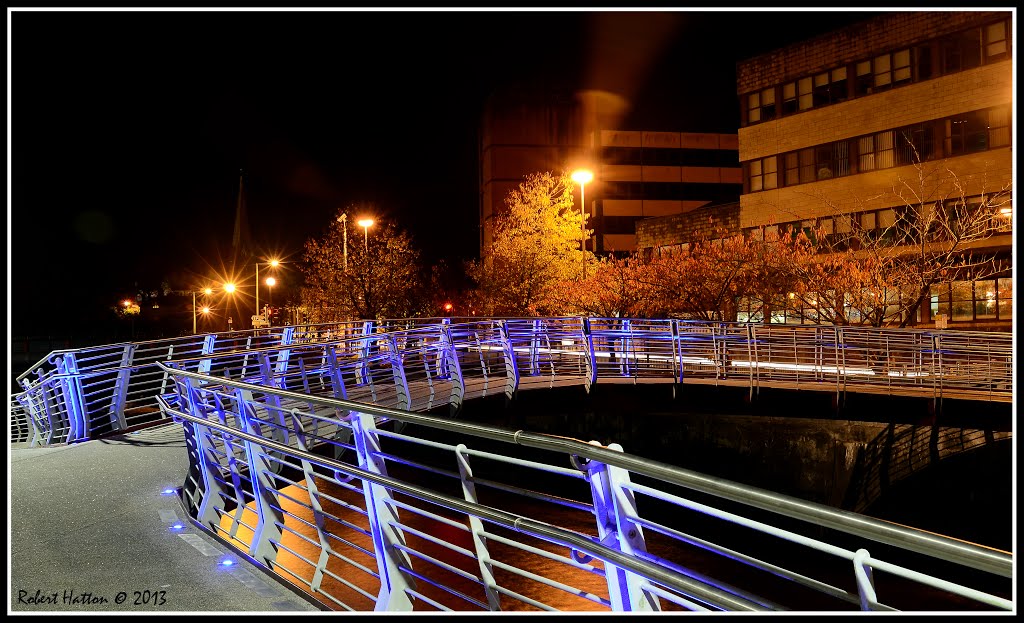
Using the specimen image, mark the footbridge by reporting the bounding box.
[9,318,1014,612]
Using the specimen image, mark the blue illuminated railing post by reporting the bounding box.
[108,343,136,431]
[388,334,412,412]
[235,387,286,567]
[441,322,465,413]
[455,443,501,610]
[581,317,597,392]
[57,352,88,443]
[357,321,375,386]
[197,334,217,375]
[498,320,520,401]
[350,410,416,610]
[178,376,232,530]
[582,441,659,611]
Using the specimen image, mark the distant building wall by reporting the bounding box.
[635,203,741,251]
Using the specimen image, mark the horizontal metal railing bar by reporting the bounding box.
[157,362,1012,580]
[158,396,767,611]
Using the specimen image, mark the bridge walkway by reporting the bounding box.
[9,423,319,613]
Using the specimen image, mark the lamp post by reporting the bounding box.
[337,213,348,272]
[223,282,236,332]
[571,169,593,280]
[192,287,213,334]
[265,276,277,325]
[357,218,374,252]
[255,259,279,328]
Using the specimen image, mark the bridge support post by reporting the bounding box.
[177,376,236,530]
[197,334,217,376]
[441,321,465,415]
[582,317,597,393]
[351,411,416,610]
[583,441,660,612]
[235,388,286,568]
[57,352,88,443]
[388,334,412,413]
[108,344,134,431]
[498,320,520,401]
[455,444,502,610]
[357,321,375,386]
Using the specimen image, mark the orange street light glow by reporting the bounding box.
[224,283,236,293]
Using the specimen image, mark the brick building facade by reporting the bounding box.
[639,11,1013,329]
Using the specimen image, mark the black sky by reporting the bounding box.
[10,8,883,338]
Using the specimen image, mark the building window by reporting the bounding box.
[814,142,849,180]
[812,67,847,107]
[783,148,815,186]
[945,108,1008,155]
[860,48,912,93]
[855,60,873,96]
[987,106,1011,148]
[857,130,895,171]
[747,87,776,123]
[915,43,933,80]
[749,156,777,192]
[941,28,983,74]
[985,20,1009,60]
[896,123,935,165]
[996,277,1012,320]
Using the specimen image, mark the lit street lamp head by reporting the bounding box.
[357,218,374,229]
[571,169,593,184]
[224,283,236,293]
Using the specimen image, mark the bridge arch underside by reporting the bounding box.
[150,323,1012,613]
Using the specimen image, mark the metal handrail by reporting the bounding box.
[12,318,1014,446]
[156,362,1012,580]
[156,360,1012,612]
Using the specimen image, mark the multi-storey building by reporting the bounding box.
[479,86,742,256]
[639,10,1013,330]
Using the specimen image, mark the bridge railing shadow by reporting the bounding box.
[844,423,1013,514]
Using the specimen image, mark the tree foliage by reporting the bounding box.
[467,171,597,316]
[300,211,424,322]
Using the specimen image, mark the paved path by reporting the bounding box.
[9,424,320,613]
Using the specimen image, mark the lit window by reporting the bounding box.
[984,21,1008,59]
[748,156,777,191]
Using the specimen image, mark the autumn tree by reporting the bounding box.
[805,157,1012,327]
[637,230,759,321]
[552,254,650,318]
[300,210,425,322]
[467,171,597,316]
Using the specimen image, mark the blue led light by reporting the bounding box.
[170,523,184,531]
[220,559,235,567]
[161,488,176,495]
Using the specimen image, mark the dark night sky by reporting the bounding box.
[9,7,883,338]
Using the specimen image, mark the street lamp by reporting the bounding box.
[357,218,374,252]
[337,213,348,272]
[192,287,213,334]
[255,259,279,328]
[223,282,236,331]
[265,276,277,325]
[571,169,593,279]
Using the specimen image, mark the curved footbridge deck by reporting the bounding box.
[9,318,1014,613]
[9,423,319,612]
